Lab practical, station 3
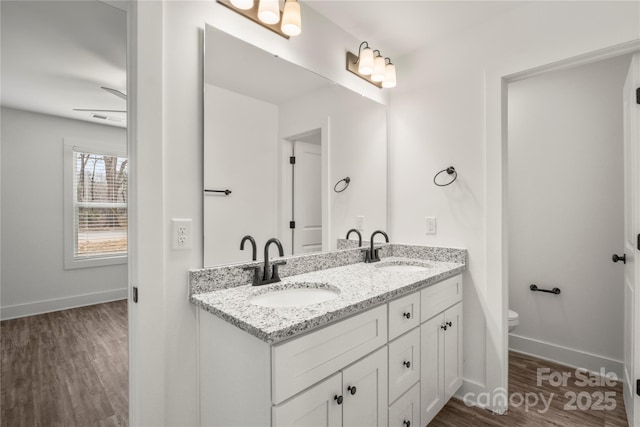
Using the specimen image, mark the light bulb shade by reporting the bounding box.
[258,0,280,25]
[281,0,301,36]
[358,47,374,76]
[371,56,386,82]
[382,63,397,88]
[230,0,254,10]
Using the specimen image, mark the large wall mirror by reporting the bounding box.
[203,25,387,267]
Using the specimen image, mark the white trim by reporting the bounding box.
[509,334,624,380]
[0,288,128,321]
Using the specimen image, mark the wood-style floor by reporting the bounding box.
[431,351,628,426]
[1,300,128,427]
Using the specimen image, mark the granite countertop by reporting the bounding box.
[191,256,465,344]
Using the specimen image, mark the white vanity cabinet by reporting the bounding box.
[197,273,463,427]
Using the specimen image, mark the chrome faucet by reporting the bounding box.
[240,235,257,261]
[365,230,389,263]
[260,238,286,285]
[346,229,362,247]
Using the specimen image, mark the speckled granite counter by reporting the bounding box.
[190,244,466,344]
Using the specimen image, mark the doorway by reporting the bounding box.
[505,52,637,422]
[0,1,129,425]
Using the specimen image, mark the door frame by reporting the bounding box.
[496,40,640,413]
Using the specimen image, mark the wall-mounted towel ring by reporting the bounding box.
[334,177,351,193]
[433,166,457,187]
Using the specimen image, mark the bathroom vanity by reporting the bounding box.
[190,244,466,426]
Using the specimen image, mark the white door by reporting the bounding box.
[293,141,322,254]
[342,347,388,427]
[623,53,640,427]
[273,373,342,427]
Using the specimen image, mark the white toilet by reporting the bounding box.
[508,309,519,332]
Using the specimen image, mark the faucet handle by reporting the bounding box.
[271,260,287,281]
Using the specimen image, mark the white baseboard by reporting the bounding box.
[1,288,128,320]
[509,333,623,379]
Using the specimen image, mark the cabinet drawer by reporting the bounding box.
[272,305,387,404]
[388,328,420,404]
[388,382,420,427]
[421,274,462,322]
[388,292,420,341]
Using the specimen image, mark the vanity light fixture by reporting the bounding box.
[217,0,302,39]
[346,42,397,89]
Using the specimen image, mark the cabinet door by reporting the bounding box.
[420,312,445,427]
[443,302,463,401]
[273,373,342,427]
[388,382,420,427]
[343,347,388,427]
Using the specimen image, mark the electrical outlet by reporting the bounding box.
[356,215,365,231]
[172,218,192,250]
[425,216,437,235]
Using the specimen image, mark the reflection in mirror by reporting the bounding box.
[203,25,387,267]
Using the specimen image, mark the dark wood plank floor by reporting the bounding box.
[1,300,128,427]
[431,351,628,426]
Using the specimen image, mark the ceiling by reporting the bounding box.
[0,1,531,128]
[1,1,127,128]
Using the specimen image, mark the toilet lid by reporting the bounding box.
[508,310,519,321]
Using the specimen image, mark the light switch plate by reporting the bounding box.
[425,217,437,235]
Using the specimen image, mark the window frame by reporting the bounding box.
[63,139,128,269]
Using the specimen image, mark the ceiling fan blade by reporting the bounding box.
[73,108,127,113]
[101,86,127,100]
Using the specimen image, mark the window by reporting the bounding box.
[64,140,127,269]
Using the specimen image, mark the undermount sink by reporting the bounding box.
[249,283,340,308]
[375,260,434,273]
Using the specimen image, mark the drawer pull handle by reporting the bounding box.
[403,421,411,427]
[403,361,411,368]
[403,312,411,319]
[347,386,357,395]
[334,395,343,405]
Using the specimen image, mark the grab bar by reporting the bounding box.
[205,189,232,195]
[530,284,561,295]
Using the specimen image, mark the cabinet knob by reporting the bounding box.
[403,312,411,319]
[441,324,448,331]
[447,321,452,327]
[403,421,411,427]
[403,360,411,369]
[334,395,343,405]
[347,385,357,395]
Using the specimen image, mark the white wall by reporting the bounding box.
[389,1,639,412]
[203,85,279,266]
[279,85,387,253]
[133,2,388,425]
[508,55,628,376]
[0,107,127,319]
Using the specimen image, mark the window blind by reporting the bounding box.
[73,150,128,259]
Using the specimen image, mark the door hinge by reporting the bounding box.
[637,233,639,251]
[290,156,296,165]
[636,87,640,105]
[133,286,139,303]
[289,221,296,229]
[637,379,640,396]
